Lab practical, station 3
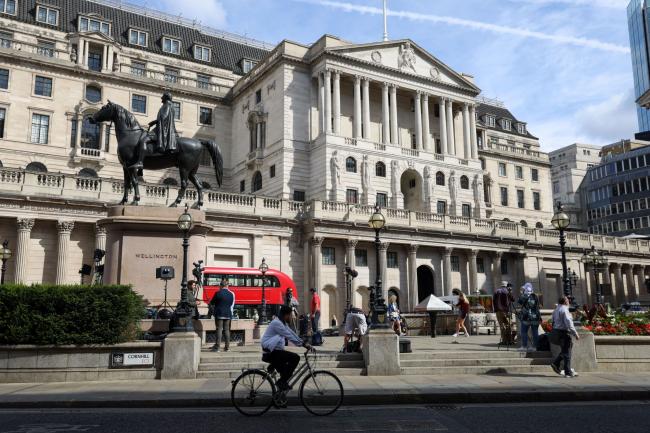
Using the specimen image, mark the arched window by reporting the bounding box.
[375,161,386,177]
[346,157,357,173]
[80,116,100,149]
[162,177,178,186]
[201,181,211,189]
[252,171,262,193]
[78,168,98,178]
[460,175,469,189]
[435,171,445,186]
[25,162,47,173]
[535,222,544,229]
[520,220,528,228]
[85,84,102,103]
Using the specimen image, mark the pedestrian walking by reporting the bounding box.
[285,287,299,332]
[550,296,580,378]
[493,281,515,345]
[517,282,541,352]
[309,288,321,332]
[209,278,235,352]
[453,292,470,339]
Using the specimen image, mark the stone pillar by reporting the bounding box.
[414,91,423,150]
[462,103,471,160]
[492,251,503,293]
[318,72,324,134]
[407,245,418,310]
[602,264,613,304]
[332,70,341,134]
[469,104,478,159]
[353,76,362,139]
[94,224,107,276]
[635,265,646,300]
[55,221,75,285]
[389,85,398,145]
[625,265,637,301]
[76,39,84,65]
[443,247,453,296]
[311,237,323,293]
[585,263,595,303]
[612,263,624,306]
[379,242,390,300]
[346,239,358,308]
[15,218,35,284]
[324,70,332,133]
[517,253,527,289]
[446,99,455,155]
[382,82,390,145]
[468,249,478,294]
[362,79,370,140]
[74,114,83,149]
[439,97,447,155]
[302,240,311,314]
[422,93,430,152]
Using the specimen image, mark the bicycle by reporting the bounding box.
[231,348,344,416]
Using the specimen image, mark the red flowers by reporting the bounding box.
[581,308,650,336]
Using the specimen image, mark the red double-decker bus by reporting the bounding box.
[201,267,298,319]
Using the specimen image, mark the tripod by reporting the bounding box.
[155,278,175,318]
[498,294,520,351]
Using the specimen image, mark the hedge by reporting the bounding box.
[0,284,145,345]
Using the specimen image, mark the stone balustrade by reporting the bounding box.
[1,168,649,255]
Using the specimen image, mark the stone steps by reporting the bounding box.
[197,367,366,379]
[198,359,364,371]
[400,365,553,375]
[400,357,552,368]
[401,350,550,360]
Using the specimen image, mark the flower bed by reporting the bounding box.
[584,315,650,336]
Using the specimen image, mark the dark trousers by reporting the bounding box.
[215,318,231,349]
[552,330,572,374]
[268,350,300,385]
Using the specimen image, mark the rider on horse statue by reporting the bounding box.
[129,91,178,170]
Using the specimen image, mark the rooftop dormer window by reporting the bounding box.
[36,5,59,26]
[162,37,181,55]
[242,59,257,73]
[129,29,148,47]
[194,44,211,62]
[78,16,110,35]
[0,0,16,16]
[517,123,526,134]
[501,118,511,131]
[485,114,495,127]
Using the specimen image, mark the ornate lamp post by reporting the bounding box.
[368,206,389,329]
[0,241,11,285]
[258,257,269,325]
[551,202,574,309]
[581,245,608,306]
[170,205,194,333]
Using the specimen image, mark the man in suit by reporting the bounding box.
[210,279,235,352]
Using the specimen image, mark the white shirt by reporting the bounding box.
[552,304,578,337]
[261,318,304,352]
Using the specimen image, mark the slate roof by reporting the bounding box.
[476,102,538,140]
[4,0,270,75]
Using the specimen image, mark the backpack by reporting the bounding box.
[537,333,551,351]
[311,331,324,346]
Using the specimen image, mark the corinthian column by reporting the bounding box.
[439,97,447,155]
[311,237,324,293]
[382,82,390,145]
[407,245,418,310]
[468,249,478,293]
[15,218,35,284]
[422,94,430,152]
[332,70,341,134]
[390,85,398,145]
[94,224,107,277]
[353,76,362,139]
[379,242,390,300]
[318,72,324,134]
[462,103,471,160]
[362,79,370,139]
[414,91,423,150]
[56,221,75,285]
[446,99,455,155]
[324,70,332,133]
[443,247,453,296]
[469,104,478,159]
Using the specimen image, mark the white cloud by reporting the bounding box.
[507,0,628,9]
[576,89,637,142]
[150,0,227,28]
[297,0,630,53]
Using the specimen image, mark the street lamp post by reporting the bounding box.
[0,241,11,285]
[368,205,389,329]
[581,245,608,306]
[258,258,269,325]
[551,202,574,309]
[170,205,194,333]
[343,266,358,322]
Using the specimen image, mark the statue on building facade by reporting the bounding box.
[90,98,223,208]
[423,166,434,212]
[398,42,417,73]
[330,151,341,188]
[361,155,371,196]
[449,170,457,200]
[473,174,483,217]
[390,160,400,197]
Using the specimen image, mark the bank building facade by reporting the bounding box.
[0,0,649,327]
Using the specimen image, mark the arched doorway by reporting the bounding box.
[417,265,435,302]
[400,169,423,211]
[354,286,370,312]
[322,285,338,328]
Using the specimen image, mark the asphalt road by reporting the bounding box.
[1,401,649,433]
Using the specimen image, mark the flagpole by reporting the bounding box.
[382,0,388,41]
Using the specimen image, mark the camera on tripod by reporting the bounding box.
[156,266,175,280]
[192,260,205,282]
[344,266,358,279]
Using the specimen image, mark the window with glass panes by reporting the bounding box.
[131,61,145,76]
[451,256,460,272]
[129,29,148,46]
[162,37,181,54]
[515,166,523,179]
[194,45,211,61]
[500,187,508,206]
[346,189,358,204]
[0,68,8,89]
[500,258,508,275]
[85,85,101,103]
[387,251,399,268]
[437,200,447,215]
[533,191,541,210]
[531,168,539,182]
[36,6,58,25]
[197,74,210,90]
[34,76,52,97]
[240,180,245,192]
[355,250,368,267]
[70,118,77,147]
[477,257,485,273]
[0,107,5,138]
[37,40,54,58]
[164,68,179,83]
[322,247,335,265]
[462,204,471,217]
[376,192,387,208]
[132,94,146,113]
[0,0,16,15]
[199,107,213,125]
[293,190,305,202]
[31,113,49,144]
[87,50,102,72]
[171,101,181,120]
[517,189,525,208]
[79,16,110,34]
[498,162,507,176]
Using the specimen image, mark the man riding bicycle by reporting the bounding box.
[261,305,311,391]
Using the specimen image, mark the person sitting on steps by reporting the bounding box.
[129,92,178,170]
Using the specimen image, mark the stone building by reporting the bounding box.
[0,1,649,327]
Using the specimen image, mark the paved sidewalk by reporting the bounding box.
[1,372,649,408]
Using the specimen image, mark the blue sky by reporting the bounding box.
[138,0,635,151]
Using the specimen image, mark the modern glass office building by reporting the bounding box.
[628,0,650,132]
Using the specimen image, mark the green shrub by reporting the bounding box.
[0,284,145,345]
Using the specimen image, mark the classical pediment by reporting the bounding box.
[327,40,479,92]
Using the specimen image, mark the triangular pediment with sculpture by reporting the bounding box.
[328,40,479,93]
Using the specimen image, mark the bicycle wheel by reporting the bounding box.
[231,370,276,416]
[299,370,344,416]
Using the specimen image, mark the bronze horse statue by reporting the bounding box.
[91,101,223,208]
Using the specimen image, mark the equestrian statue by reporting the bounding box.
[91,92,223,209]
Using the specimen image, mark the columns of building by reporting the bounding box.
[468,249,478,293]
[324,70,332,134]
[345,239,358,303]
[584,263,595,303]
[422,94,430,152]
[55,221,75,285]
[635,265,646,300]
[446,99,455,155]
[414,91,423,150]
[443,247,453,296]
[311,237,323,293]
[15,218,35,284]
[353,76,362,139]
[439,98,447,156]
[492,251,503,292]
[462,103,471,160]
[317,72,324,134]
[407,245,418,310]
[94,224,107,277]
[469,104,478,159]
[602,264,613,304]
[302,239,311,313]
[382,82,390,145]
[624,265,637,301]
[379,242,389,299]
[362,79,370,140]
[612,263,625,305]
[332,70,341,134]
[389,85,398,145]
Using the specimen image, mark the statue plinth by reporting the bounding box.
[99,205,211,306]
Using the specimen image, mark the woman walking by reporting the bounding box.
[453,292,470,339]
[517,282,541,352]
